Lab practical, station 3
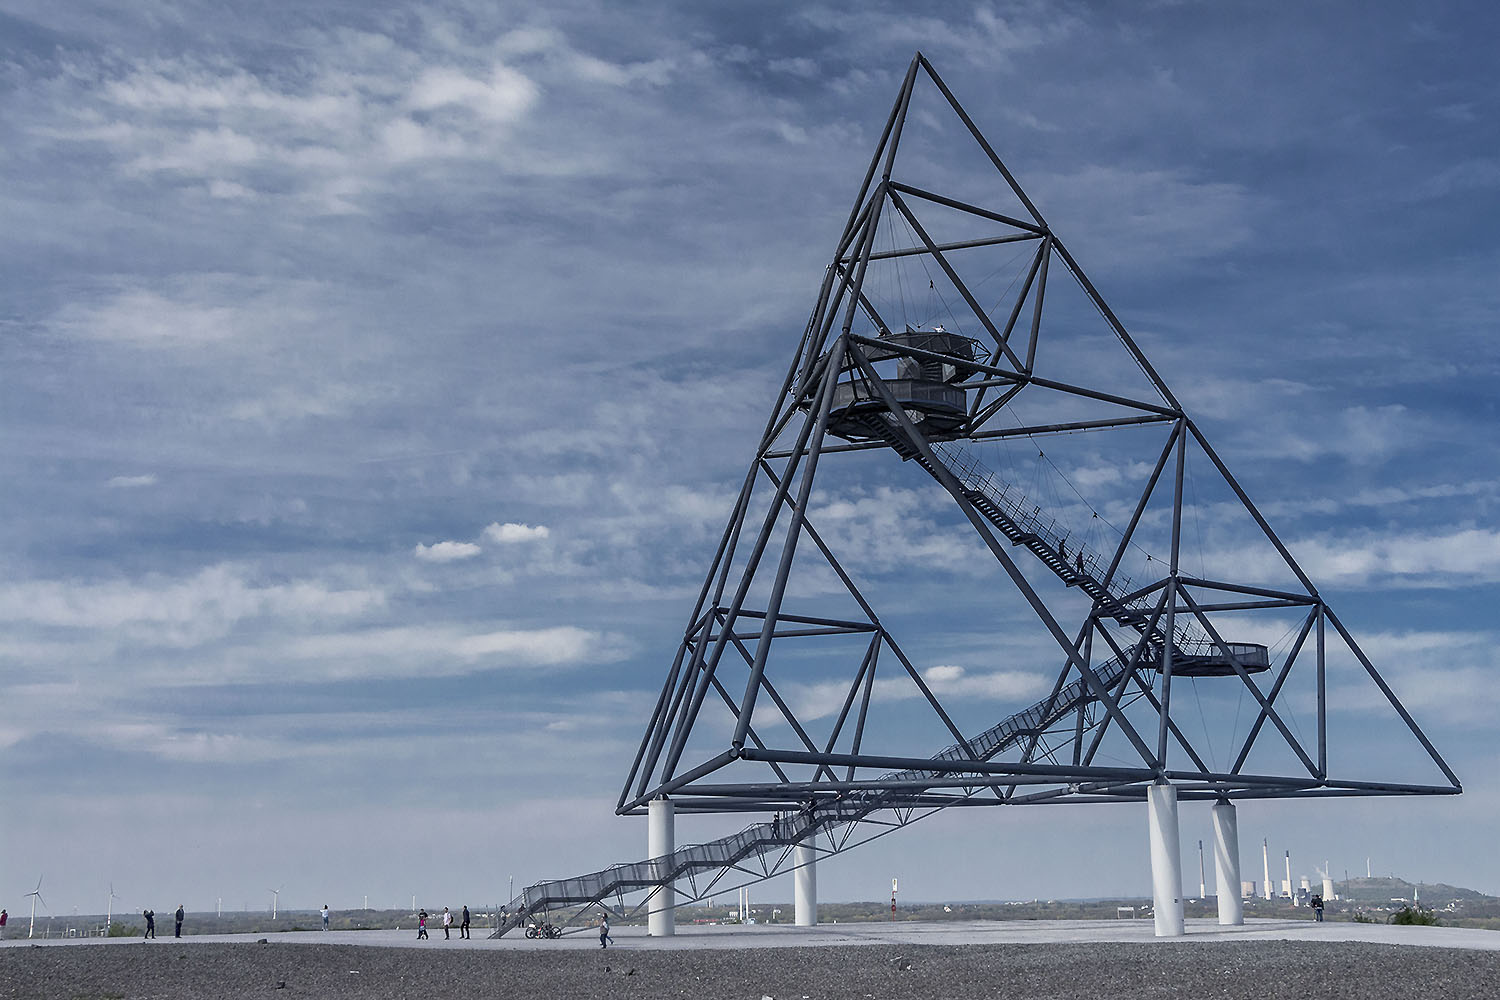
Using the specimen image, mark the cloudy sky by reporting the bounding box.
[3,1,1498,918]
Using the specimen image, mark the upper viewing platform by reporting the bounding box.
[819,326,984,441]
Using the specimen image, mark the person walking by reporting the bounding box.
[599,912,612,949]
[321,905,330,930]
[460,905,471,939]
[442,906,452,939]
[174,905,184,938]
[417,908,429,939]
[143,909,155,939]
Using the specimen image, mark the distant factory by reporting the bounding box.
[1216,838,1339,905]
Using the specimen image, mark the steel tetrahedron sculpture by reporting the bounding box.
[619,52,1458,818]
[492,53,1458,936]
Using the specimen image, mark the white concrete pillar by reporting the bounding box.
[794,838,817,926]
[1147,783,1185,937]
[648,797,675,936]
[1211,800,1243,926]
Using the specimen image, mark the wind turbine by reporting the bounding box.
[107,883,119,930]
[26,876,46,939]
[269,886,283,920]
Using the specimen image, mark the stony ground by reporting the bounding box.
[3,939,1498,999]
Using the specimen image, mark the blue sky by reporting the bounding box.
[2,1,1497,918]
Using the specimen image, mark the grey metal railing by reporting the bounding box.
[498,643,1144,931]
[930,438,1206,650]
[497,416,1240,933]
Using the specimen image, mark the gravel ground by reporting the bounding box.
[3,940,1499,1000]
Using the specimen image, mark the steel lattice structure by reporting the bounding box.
[492,53,1458,934]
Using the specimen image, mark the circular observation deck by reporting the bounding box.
[1154,641,1271,678]
[821,328,982,442]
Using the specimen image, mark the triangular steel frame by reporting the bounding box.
[617,52,1460,820]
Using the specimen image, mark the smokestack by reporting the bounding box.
[1367,857,1371,878]
[1262,840,1272,900]
[1285,851,1293,906]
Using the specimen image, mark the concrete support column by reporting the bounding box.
[1147,783,1185,937]
[648,797,675,937]
[794,838,817,926]
[1211,800,1244,926]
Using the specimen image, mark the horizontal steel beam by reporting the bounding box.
[1178,577,1318,603]
[675,773,1110,796]
[741,746,1154,782]
[766,414,1172,459]
[1187,599,1309,612]
[717,626,877,641]
[888,180,1048,235]
[724,608,879,630]
[842,231,1041,263]
[847,334,1182,417]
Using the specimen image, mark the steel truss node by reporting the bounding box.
[494,53,1458,936]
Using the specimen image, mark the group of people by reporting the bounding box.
[415,905,471,939]
[2,897,619,945]
[140,906,185,938]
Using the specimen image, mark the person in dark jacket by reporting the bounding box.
[143,909,155,938]
[460,905,471,939]
[174,905,184,938]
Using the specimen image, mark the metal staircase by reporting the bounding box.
[845,411,1196,651]
[492,643,1135,935]
[493,405,1264,936]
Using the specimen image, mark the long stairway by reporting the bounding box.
[492,413,1212,936]
[846,411,1198,651]
[492,644,1135,935]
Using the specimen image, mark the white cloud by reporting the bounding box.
[282,624,627,676]
[407,64,538,122]
[1292,527,1500,588]
[0,565,384,645]
[97,721,286,764]
[768,57,818,78]
[413,540,482,562]
[767,664,1048,727]
[207,178,255,200]
[806,484,990,575]
[453,626,600,661]
[130,124,263,174]
[922,664,1050,701]
[484,522,551,543]
[226,382,361,424]
[47,274,330,358]
[1326,629,1500,728]
[1035,165,1258,267]
[107,473,158,488]
[46,44,552,215]
[55,288,237,346]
